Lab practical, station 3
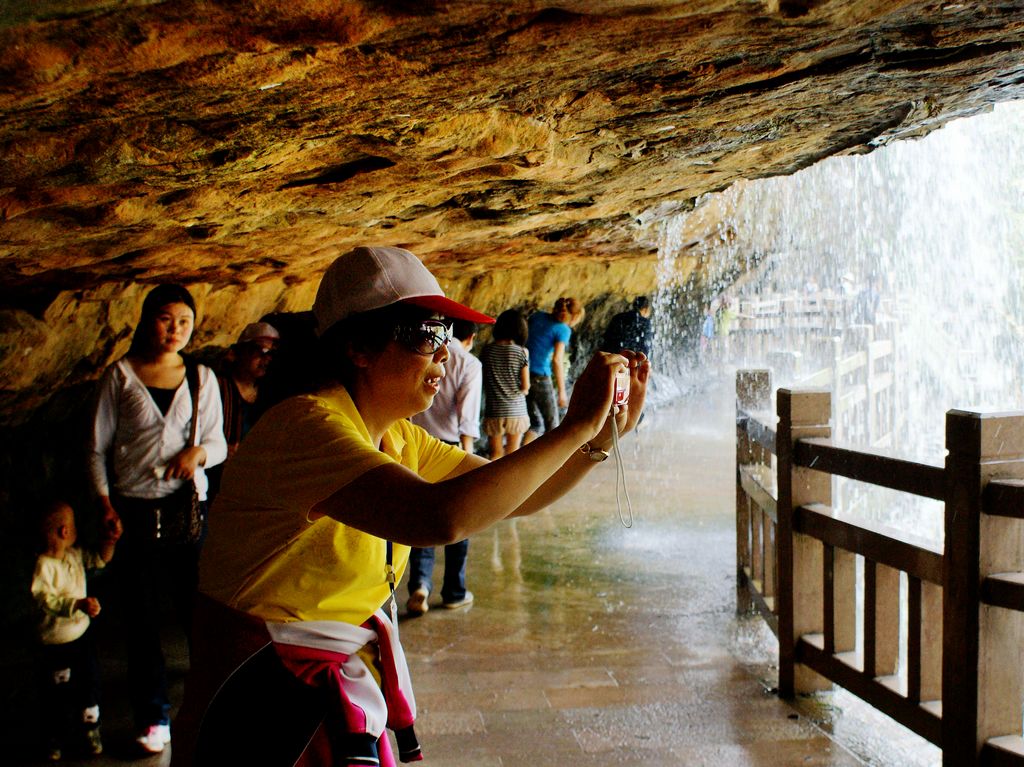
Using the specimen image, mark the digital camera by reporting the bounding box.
[612,367,630,407]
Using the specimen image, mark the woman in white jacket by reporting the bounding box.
[89,283,226,755]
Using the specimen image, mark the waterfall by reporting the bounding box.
[655,100,1024,544]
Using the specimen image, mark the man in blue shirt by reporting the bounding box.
[524,297,584,443]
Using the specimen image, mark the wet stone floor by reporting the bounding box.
[396,389,862,767]
[9,377,941,766]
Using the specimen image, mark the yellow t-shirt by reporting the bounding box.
[199,386,464,626]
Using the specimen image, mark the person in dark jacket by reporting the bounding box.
[600,296,653,360]
[206,322,280,501]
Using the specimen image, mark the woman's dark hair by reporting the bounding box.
[127,283,197,355]
[258,303,436,408]
[492,309,528,345]
[319,303,435,387]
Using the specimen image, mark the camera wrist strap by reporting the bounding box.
[610,416,633,528]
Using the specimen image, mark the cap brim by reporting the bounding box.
[240,336,279,345]
[401,295,495,324]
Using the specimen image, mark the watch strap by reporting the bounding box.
[580,442,610,462]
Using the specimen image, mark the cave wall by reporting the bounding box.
[0,253,679,421]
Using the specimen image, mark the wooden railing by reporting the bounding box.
[735,369,1024,766]
[730,290,898,450]
[799,330,896,450]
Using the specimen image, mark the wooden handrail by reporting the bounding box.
[739,465,777,522]
[735,369,1024,767]
[736,409,776,452]
[980,573,1024,612]
[981,736,1024,765]
[796,635,943,746]
[795,438,945,500]
[983,479,1024,519]
[796,503,943,584]
[836,350,868,377]
[869,339,893,359]
[735,371,777,636]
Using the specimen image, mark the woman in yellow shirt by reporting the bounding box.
[178,245,649,767]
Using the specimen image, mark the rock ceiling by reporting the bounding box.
[2,0,1024,418]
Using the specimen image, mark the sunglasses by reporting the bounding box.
[242,344,275,357]
[394,320,453,356]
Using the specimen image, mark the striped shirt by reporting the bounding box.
[481,342,529,418]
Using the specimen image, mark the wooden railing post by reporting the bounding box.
[736,369,771,615]
[915,580,943,704]
[777,388,832,697]
[943,410,1024,766]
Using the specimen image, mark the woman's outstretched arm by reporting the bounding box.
[312,351,649,546]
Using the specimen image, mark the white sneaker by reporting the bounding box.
[406,587,429,616]
[442,591,474,609]
[136,723,171,754]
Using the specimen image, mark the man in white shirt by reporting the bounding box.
[407,319,482,614]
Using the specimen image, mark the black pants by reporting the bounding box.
[194,644,330,766]
[104,493,204,729]
[38,631,101,739]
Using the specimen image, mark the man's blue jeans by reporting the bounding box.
[408,540,469,604]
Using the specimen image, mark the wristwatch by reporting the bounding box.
[579,442,610,462]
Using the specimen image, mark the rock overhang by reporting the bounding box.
[2,0,1024,419]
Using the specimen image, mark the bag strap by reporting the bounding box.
[184,358,200,447]
[386,540,398,629]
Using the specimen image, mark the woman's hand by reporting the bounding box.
[560,351,629,443]
[568,350,650,450]
[99,496,122,540]
[164,446,206,480]
[102,513,124,544]
[608,350,650,440]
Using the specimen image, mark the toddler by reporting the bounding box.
[31,500,120,760]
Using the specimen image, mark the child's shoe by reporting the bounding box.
[83,725,103,756]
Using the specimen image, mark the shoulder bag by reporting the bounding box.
[156,360,205,544]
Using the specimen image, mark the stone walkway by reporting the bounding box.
[11,381,882,766]
[395,390,862,767]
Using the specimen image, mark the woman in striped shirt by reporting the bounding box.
[480,309,531,458]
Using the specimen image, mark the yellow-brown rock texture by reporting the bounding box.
[3,0,1024,422]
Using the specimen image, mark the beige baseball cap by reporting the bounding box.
[313,246,494,335]
[236,321,280,345]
